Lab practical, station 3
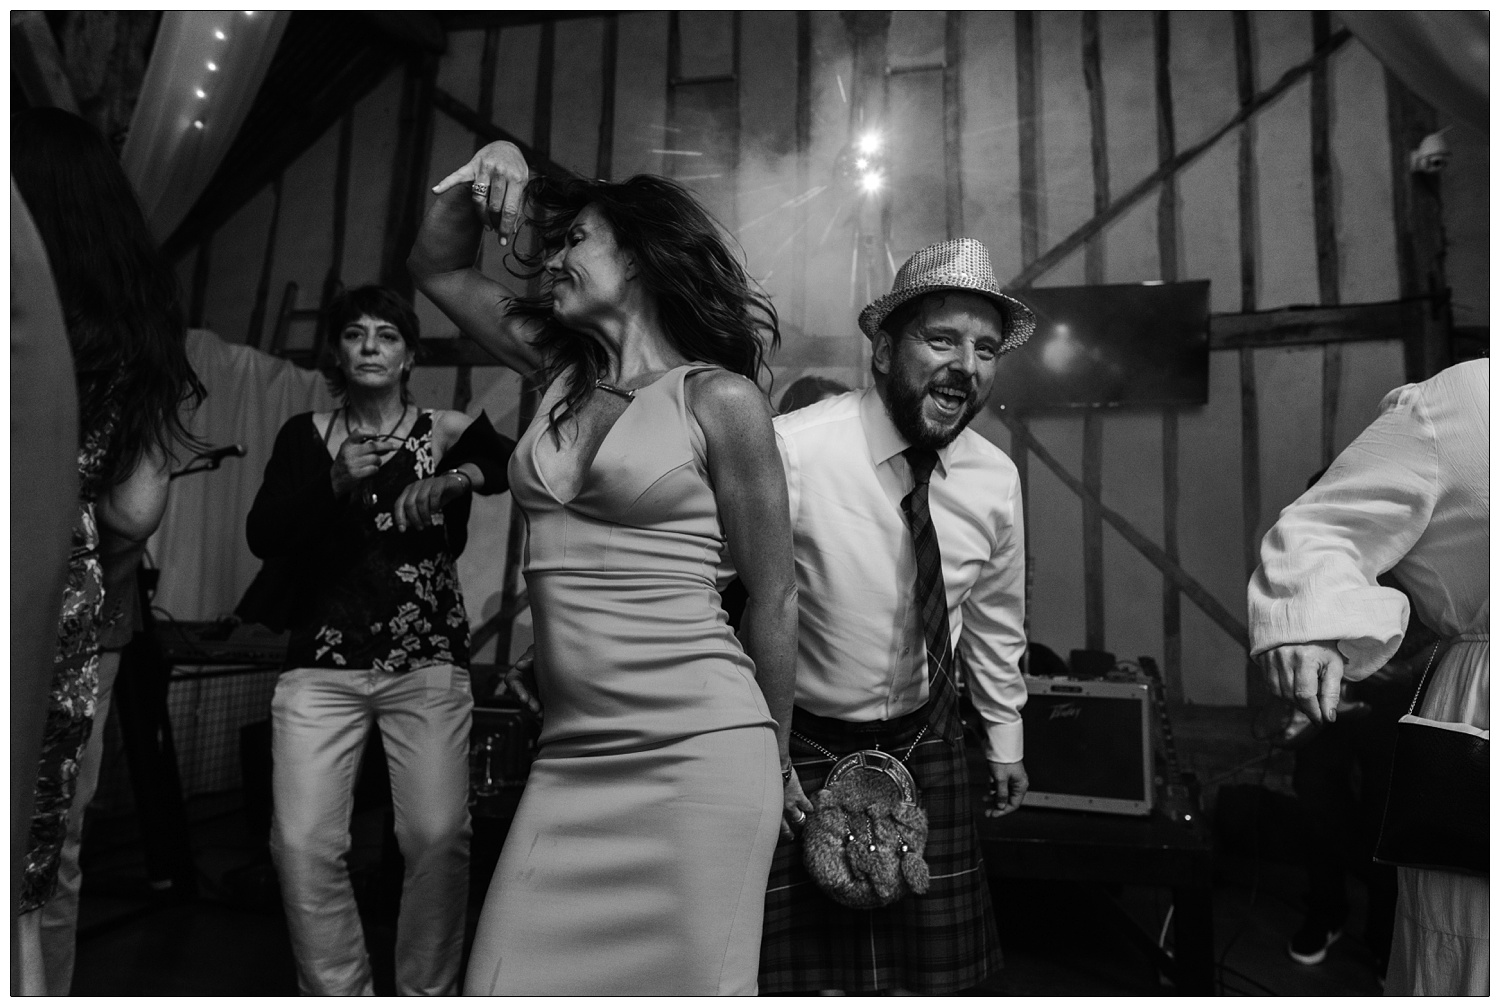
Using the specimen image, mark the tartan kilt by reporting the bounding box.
[759,705,1002,994]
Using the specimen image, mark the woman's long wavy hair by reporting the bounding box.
[12,107,206,487]
[506,174,779,430]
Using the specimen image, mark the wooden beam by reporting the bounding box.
[1310,12,1342,468]
[942,11,964,241]
[188,237,212,329]
[1082,414,1105,651]
[1012,11,1041,557]
[996,411,1251,652]
[597,15,619,179]
[163,15,404,261]
[11,12,79,112]
[1082,11,1109,286]
[1233,11,1264,705]
[1006,25,1351,292]
[1155,11,1183,703]
[452,25,503,415]
[1208,298,1428,349]
[247,175,285,350]
[794,11,813,336]
[533,20,556,161]
[1385,70,1453,381]
[381,55,439,298]
[1015,12,1042,270]
[430,90,575,185]
[437,11,613,32]
[1080,11,1108,652]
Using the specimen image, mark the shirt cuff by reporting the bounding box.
[983,719,1024,764]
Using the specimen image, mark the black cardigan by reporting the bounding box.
[240,410,514,632]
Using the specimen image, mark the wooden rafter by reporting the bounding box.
[996,413,1252,652]
[430,87,577,182]
[11,11,80,112]
[1006,26,1352,292]
[163,13,409,261]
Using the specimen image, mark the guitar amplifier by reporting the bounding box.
[1021,674,1156,816]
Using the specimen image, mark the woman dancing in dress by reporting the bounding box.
[409,142,801,995]
[247,285,513,995]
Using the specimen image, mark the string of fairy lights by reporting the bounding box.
[190,11,259,131]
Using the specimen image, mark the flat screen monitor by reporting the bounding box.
[989,280,1210,412]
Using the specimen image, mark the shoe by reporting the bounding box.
[1287,919,1343,965]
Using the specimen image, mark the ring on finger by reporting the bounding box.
[471,181,491,197]
[789,807,807,825]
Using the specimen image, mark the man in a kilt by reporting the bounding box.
[763,239,1033,995]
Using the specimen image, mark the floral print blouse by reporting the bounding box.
[249,410,482,674]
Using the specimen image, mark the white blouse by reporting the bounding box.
[1248,359,1489,728]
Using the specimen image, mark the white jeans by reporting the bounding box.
[23,650,122,995]
[269,664,473,996]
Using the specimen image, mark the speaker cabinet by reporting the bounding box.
[1021,675,1155,816]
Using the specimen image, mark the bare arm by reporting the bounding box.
[95,446,172,623]
[690,372,808,835]
[408,141,544,374]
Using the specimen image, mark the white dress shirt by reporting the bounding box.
[773,387,1028,763]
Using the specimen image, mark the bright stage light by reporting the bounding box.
[859,171,884,195]
[856,131,882,156]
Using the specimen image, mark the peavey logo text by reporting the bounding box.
[1048,702,1083,722]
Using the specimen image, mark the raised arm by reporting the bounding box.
[407,141,545,374]
[689,371,807,836]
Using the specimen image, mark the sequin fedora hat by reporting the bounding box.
[857,238,1036,354]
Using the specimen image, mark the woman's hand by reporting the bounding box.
[330,433,396,498]
[1257,640,1345,724]
[431,141,530,246]
[503,647,541,715]
[781,769,813,842]
[391,468,474,532]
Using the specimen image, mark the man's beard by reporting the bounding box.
[884,371,983,450]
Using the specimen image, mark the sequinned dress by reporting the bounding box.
[22,411,117,912]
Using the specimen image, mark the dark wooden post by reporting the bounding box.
[1154,11,1184,703]
[1386,73,1453,381]
[1232,13,1267,704]
[1080,12,1108,653]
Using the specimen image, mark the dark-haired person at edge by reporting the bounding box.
[409,140,799,995]
[11,108,207,995]
[10,180,79,995]
[1249,360,1489,995]
[760,239,1032,995]
[11,108,207,990]
[245,285,514,995]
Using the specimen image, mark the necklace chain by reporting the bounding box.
[790,725,928,767]
[342,402,409,441]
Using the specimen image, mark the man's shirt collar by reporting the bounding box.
[859,385,956,477]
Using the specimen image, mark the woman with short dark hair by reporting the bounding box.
[410,144,800,995]
[246,284,513,995]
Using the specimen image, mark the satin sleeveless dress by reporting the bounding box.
[464,364,782,995]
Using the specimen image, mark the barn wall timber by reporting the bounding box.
[179,12,1476,701]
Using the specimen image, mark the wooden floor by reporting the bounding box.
[70,705,1386,996]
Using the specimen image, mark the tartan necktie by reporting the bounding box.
[900,447,961,743]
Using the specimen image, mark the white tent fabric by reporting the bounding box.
[148,328,335,622]
[1338,11,1489,133]
[120,10,289,244]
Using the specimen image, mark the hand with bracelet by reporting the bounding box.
[392,463,482,532]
